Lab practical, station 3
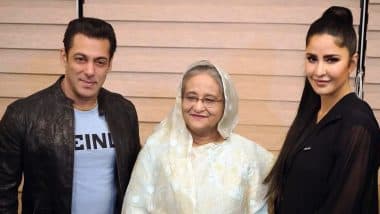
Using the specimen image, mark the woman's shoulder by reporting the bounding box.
[229,133,263,147]
[145,129,170,145]
[228,133,274,176]
[341,95,379,130]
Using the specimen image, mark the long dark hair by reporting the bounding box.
[263,6,357,212]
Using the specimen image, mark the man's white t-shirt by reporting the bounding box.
[71,105,117,214]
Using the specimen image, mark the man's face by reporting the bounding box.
[61,33,112,105]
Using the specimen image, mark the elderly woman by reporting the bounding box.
[122,60,273,213]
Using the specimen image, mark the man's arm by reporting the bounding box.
[0,105,24,214]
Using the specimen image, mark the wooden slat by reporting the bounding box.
[0,74,57,98]
[0,0,75,24]
[84,2,360,25]
[3,49,380,88]
[0,49,63,75]
[139,122,287,151]
[369,5,380,30]
[0,23,305,50]
[367,31,380,57]
[99,74,380,109]
[364,85,380,110]
[1,95,377,127]
[112,48,305,76]
[131,98,174,123]
[87,0,358,6]
[138,122,157,144]
[104,73,305,101]
[113,22,307,50]
[2,23,379,58]
[1,73,379,109]
[85,1,380,30]
[0,48,304,76]
[0,73,303,101]
[113,49,380,84]
[2,49,380,85]
[0,95,297,126]
[234,125,287,150]
[0,24,65,50]
[131,97,298,126]
[366,58,380,84]
[104,73,179,98]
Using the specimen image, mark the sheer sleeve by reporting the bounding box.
[248,145,273,214]
[121,143,155,214]
[317,125,379,213]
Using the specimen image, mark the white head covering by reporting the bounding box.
[142,60,240,211]
[149,60,239,155]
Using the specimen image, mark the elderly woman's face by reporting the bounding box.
[181,72,224,137]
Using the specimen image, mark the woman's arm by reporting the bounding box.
[317,125,379,213]
[248,145,273,214]
[122,144,155,214]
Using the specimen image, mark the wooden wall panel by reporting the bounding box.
[113,22,306,50]
[0,49,63,75]
[1,48,305,76]
[1,22,377,57]
[366,58,380,83]
[1,73,379,110]
[104,73,307,101]
[0,0,75,24]
[367,32,380,57]
[369,5,380,30]
[0,74,57,98]
[2,48,379,84]
[4,52,380,85]
[0,24,64,49]
[1,1,379,212]
[0,23,304,50]
[112,48,306,76]
[84,1,359,24]
[130,97,297,126]
[139,122,288,150]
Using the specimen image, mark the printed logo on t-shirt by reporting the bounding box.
[74,132,114,150]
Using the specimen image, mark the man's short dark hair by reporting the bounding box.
[63,17,117,59]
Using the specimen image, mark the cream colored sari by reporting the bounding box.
[122,60,273,214]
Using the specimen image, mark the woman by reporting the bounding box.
[122,60,273,213]
[264,6,380,213]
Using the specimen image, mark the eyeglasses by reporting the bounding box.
[182,96,224,108]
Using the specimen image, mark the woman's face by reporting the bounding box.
[305,34,357,100]
[181,72,224,137]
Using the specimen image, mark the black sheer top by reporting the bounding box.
[278,93,380,213]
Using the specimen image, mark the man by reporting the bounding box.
[0,17,141,214]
